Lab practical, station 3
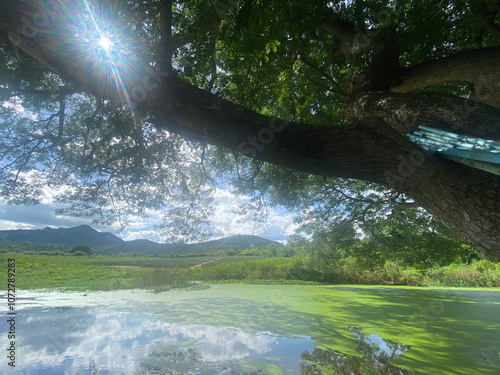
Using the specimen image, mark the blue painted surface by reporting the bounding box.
[408,126,500,175]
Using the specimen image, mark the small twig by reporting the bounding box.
[300,57,347,96]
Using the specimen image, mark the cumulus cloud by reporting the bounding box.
[0,200,91,230]
[0,186,299,243]
[208,190,297,242]
[120,229,162,242]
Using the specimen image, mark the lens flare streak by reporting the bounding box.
[55,0,141,110]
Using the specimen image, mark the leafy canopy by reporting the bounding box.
[0,0,497,248]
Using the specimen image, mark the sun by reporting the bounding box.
[98,36,113,51]
[62,0,141,106]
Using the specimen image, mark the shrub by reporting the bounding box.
[71,251,88,256]
[70,245,92,255]
[140,267,192,291]
[51,251,66,256]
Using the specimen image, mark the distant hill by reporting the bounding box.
[0,225,123,247]
[0,225,281,255]
[186,235,279,254]
[97,234,281,255]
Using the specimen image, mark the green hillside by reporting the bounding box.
[0,226,281,255]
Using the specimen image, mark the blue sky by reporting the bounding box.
[0,188,299,243]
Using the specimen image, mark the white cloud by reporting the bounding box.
[0,220,38,230]
[208,190,297,242]
[0,186,299,243]
[120,229,162,242]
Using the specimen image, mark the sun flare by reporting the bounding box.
[98,36,113,51]
[60,0,143,108]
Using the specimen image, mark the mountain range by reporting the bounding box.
[0,225,281,255]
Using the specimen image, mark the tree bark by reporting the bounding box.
[348,92,500,140]
[159,0,173,73]
[392,47,500,108]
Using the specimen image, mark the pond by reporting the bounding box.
[1,285,500,374]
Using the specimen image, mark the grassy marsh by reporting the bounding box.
[3,251,500,291]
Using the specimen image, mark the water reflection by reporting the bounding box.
[301,326,412,375]
[0,291,417,375]
[0,305,313,374]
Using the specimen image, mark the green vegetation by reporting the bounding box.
[70,245,93,255]
[3,244,499,291]
[2,220,497,291]
[108,284,500,375]
[0,240,72,253]
[186,257,500,288]
[2,253,144,290]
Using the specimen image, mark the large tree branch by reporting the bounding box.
[392,47,500,107]
[361,37,400,91]
[348,92,500,140]
[321,14,400,91]
[321,14,500,106]
[5,13,418,185]
[145,75,500,257]
[159,0,173,73]
[321,17,378,52]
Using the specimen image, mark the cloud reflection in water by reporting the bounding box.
[1,305,312,374]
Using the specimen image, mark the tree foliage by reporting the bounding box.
[70,244,92,256]
[0,0,499,257]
